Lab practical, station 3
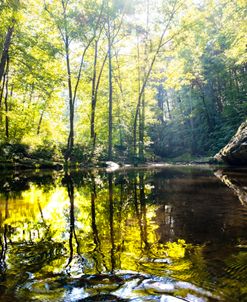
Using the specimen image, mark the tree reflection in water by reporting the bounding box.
[0,192,8,283]
[0,167,246,301]
[63,173,84,271]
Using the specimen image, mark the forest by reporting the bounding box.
[0,1,247,300]
[0,0,246,165]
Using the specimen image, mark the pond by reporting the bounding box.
[0,166,246,302]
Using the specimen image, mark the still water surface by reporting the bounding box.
[0,166,247,302]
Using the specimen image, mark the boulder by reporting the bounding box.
[105,161,120,172]
[214,121,247,165]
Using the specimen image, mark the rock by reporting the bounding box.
[143,281,175,293]
[214,121,247,165]
[160,296,185,302]
[105,161,120,172]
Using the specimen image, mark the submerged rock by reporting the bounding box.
[214,121,247,165]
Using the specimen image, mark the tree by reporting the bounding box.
[44,0,103,162]
[133,0,184,161]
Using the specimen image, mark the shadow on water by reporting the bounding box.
[0,166,246,301]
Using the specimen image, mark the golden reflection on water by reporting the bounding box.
[0,168,246,301]
[0,173,162,275]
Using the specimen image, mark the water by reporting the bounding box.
[0,166,246,302]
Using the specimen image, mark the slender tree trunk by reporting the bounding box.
[200,92,212,131]
[29,83,34,103]
[60,0,75,162]
[114,51,125,150]
[166,97,171,119]
[233,68,240,101]
[65,35,74,161]
[91,40,98,141]
[216,76,223,112]
[194,79,213,131]
[107,13,113,161]
[189,87,195,154]
[0,25,14,85]
[177,96,187,148]
[4,56,10,139]
[138,0,149,162]
[133,40,141,160]
[139,94,145,161]
[133,0,178,159]
[0,69,7,124]
[45,0,99,162]
[37,109,45,135]
[90,48,107,158]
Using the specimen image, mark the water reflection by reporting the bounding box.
[0,167,246,301]
[215,169,247,206]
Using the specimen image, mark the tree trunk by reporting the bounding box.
[194,79,213,131]
[107,9,113,161]
[133,1,177,159]
[133,40,141,159]
[216,76,223,112]
[138,0,149,162]
[114,51,125,149]
[201,92,212,131]
[0,69,7,124]
[91,40,98,141]
[65,35,74,161]
[166,97,171,120]
[0,26,14,85]
[37,109,45,135]
[4,56,10,139]
[90,40,107,158]
[139,94,145,161]
[189,87,195,154]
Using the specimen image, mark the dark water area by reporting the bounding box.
[0,166,247,302]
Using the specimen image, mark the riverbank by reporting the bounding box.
[0,156,221,172]
[0,158,63,170]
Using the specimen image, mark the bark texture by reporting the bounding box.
[214,121,247,165]
[0,26,14,84]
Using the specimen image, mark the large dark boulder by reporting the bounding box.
[214,121,247,165]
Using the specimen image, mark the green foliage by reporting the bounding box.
[0,142,29,159]
[149,0,247,159]
[30,143,63,161]
[0,0,245,163]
